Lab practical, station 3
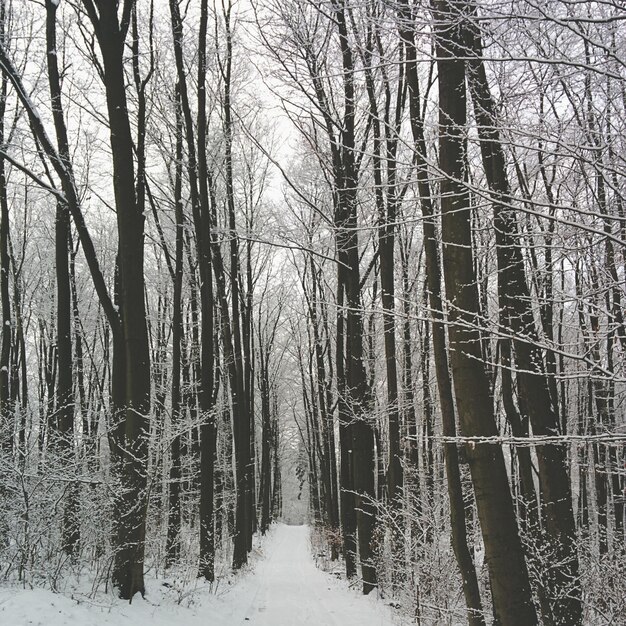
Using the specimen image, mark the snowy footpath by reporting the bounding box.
[0,524,400,626]
[218,524,395,625]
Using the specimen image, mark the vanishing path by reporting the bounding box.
[219,524,396,625]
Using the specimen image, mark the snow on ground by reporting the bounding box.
[0,524,403,625]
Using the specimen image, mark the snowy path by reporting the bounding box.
[219,524,395,625]
[0,524,399,626]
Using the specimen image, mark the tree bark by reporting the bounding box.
[396,1,484,621]
[166,87,184,567]
[0,0,11,459]
[82,0,151,598]
[465,16,581,624]
[434,1,537,622]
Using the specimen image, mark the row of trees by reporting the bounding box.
[0,0,625,623]
[279,0,626,623]
[0,0,285,601]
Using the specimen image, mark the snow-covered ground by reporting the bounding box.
[0,524,402,625]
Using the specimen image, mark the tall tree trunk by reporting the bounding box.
[196,0,217,581]
[168,0,217,579]
[465,17,581,624]
[0,0,11,459]
[221,0,253,564]
[0,12,145,593]
[396,1,484,621]
[166,88,184,567]
[46,0,79,558]
[333,0,377,594]
[0,3,12,548]
[86,1,151,598]
[434,1,537,623]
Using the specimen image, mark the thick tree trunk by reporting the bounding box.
[91,2,151,599]
[0,15,10,458]
[196,0,217,581]
[339,223,377,594]
[396,1,484,621]
[466,18,581,624]
[46,0,79,559]
[434,2,537,623]
[332,0,377,594]
[0,11,146,593]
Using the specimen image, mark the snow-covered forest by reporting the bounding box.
[0,0,624,624]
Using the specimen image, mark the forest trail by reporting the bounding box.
[0,524,399,626]
[218,523,396,625]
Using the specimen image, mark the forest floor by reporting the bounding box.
[0,524,402,625]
